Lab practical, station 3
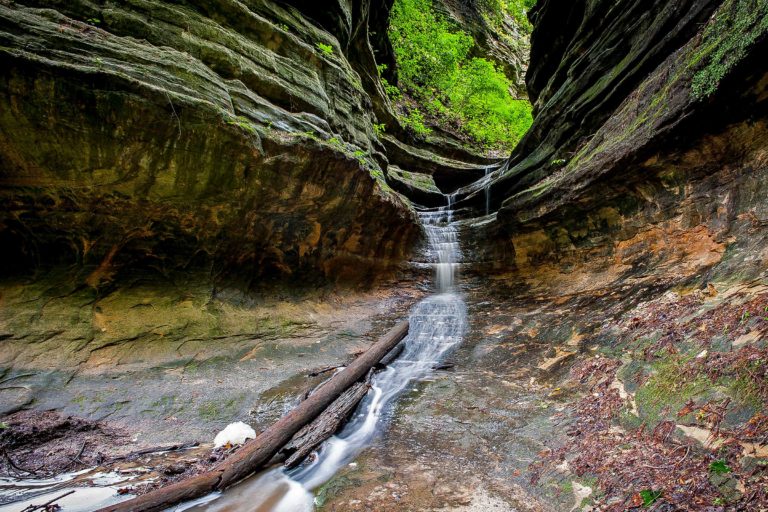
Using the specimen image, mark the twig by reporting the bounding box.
[307,365,343,377]
[107,442,199,463]
[2,449,40,476]
[641,445,690,470]
[671,445,691,467]
[63,441,88,469]
[21,489,75,512]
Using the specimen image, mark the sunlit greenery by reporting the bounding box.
[387,0,533,149]
[479,0,537,33]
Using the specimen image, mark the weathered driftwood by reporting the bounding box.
[281,369,373,468]
[22,490,75,512]
[97,320,409,512]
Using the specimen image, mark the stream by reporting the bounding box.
[175,200,468,511]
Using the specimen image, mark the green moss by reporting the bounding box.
[389,167,440,193]
[225,115,258,136]
[314,473,362,508]
[634,357,711,426]
[148,395,176,412]
[723,370,764,410]
[197,395,242,420]
[691,0,768,99]
[197,401,220,420]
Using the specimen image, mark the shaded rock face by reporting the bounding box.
[0,0,416,288]
[514,0,720,186]
[460,0,768,287]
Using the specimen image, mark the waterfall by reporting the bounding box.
[484,166,492,216]
[175,197,468,511]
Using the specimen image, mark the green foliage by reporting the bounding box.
[709,460,731,474]
[296,129,320,142]
[373,123,386,137]
[316,42,333,56]
[86,17,101,25]
[639,489,662,507]
[740,309,750,324]
[325,135,373,168]
[388,0,532,149]
[397,107,431,136]
[691,0,768,99]
[447,57,532,147]
[479,0,536,33]
[381,76,402,102]
[352,149,367,166]
[390,0,473,92]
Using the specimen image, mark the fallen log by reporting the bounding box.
[281,369,374,468]
[98,320,409,512]
[378,340,405,368]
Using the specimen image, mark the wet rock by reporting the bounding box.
[161,464,187,476]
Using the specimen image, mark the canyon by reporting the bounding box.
[1,0,767,510]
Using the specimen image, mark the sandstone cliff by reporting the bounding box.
[0,0,417,288]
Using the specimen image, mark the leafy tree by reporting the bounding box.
[479,0,537,33]
[388,0,533,149]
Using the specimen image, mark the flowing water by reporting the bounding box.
[484,166,492,216]
[175,199,467,511]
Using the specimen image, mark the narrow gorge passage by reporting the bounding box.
[176,200,468,511]
[2,0,768,510]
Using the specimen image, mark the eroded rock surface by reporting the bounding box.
[2,0,768,511]
[0,0,417,288]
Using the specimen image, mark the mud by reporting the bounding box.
[1,410,131,478]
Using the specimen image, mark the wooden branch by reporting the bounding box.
[97,320,409,512]
[2,449,41,476]
[307,364,343,377]
[22,490,75,512]
[281,369,373,468]
[107,442,200,463]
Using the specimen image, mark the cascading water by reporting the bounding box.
[482,166,493,216]
[174,198,467,512]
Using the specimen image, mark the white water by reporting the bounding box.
[175,199,467,512]
[484,166,492,216]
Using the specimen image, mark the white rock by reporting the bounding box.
[696,349,708,359]
[213,421,256,448]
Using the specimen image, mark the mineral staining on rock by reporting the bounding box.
[0,1,417,289]
[1,0,768,510]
